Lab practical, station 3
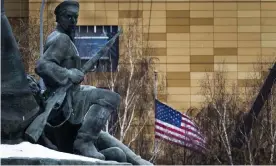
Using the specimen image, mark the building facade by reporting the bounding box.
[5,0,276,113]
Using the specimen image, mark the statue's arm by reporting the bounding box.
[35,34,71,86]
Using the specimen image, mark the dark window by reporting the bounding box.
[74,25,119,72]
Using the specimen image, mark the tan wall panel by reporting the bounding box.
[214,48,237,55]
[238,48,261,56]
[190,72,213,80]
[214,41,238,48]
[166,102,191,111]
[214,56,238,63]
[190,11,213,18]
[190,41,213,47]
[167,95,191,102]
[143,41,166,48]
[151,56,166,63]
[238,72,261,79]
[238,41,260,47]
[191,87,201,95]
[238,26,260,32]
[143,3,166,10]
[214,2,237,10]
[261,33,276,40]
[238,64,257,71]
[238,18,260,25]
[190,32,213,41]
[262,41,276,47]
[262,26,276,32]
[214,33,237,41]
[148,48,167,56]
[261,2,276,10]
[190,2,213,10]
[191,48,213,55]
[191,95,205,103]
[214,26,237,32]
[167,41,189,47]
[167,56,190,63]
[214,64,237,71]
[238,33,261,40]
[166,10,190,18]
[79,2,95,10]
[143,26,166,33]
[167,72,190,80]
[190,64,214,72]
[190,26,213,32]
[238,3,260,10]
[143,11,166,18]
[143,33,167,41]
[214,11,237,18]
[167,26,190,33]
[261,18,276,25]
[191,55,214,64]
[167,80,191,87]
[119,3,143,10]
[167,48,190,56]
[190,18,214,25]
[262,48,276,56]
[166,18,189,26]
[143,18,166,26]
[166,3,189,10]
[167,33,189,40]
[214,18,237,26]
[238,56,262,63]
[167,64,190,72]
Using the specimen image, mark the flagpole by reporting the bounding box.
[153,70,158,156]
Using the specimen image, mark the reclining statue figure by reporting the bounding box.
[1,0,152,165]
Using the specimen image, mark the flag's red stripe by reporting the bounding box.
[180,124,205,140]
[155,135,204,154]
[155,127,206,149]
[156,121,205,143]
[155,121,205,145]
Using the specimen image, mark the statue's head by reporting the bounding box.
[54,0,79,34]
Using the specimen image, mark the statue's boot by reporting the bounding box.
[97,131,153,165]
[73,104,113,160]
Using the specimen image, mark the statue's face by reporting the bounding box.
[58,7,79,32]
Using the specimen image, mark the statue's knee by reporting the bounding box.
[100,147,127,162]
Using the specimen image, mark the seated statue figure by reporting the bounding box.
[26,0,152,165]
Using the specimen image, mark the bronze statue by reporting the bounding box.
[20,0,152,165]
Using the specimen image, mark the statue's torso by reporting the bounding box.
[44,30,81,71]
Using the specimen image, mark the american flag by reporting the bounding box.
[155,99,207,153]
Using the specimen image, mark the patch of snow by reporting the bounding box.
[0,142,100,162]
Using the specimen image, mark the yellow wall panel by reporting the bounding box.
[214,56,238,63]
[262,41,276,47]
[238,32,261,40]
[214,18,237,26]
[238,18,260,25]
[166,102,191,111]
[238,48,261,56]
[238,41,260,47]
[214,26,237,33]
[238,2,260,10]
[238,56,262,63]
[190,41,213,48]
[167,87,191,95]
[214,33,237,41]
[238,26,260,32]
[214,11,237,18]
[167,33,190,40]
[167,56,190,63]
[167,64,190,72]
[191,95,205,102]
[191,87,201,95]
[214,64,237,71]
[167,95,191,102]
[261,33,276,40]
[79,2,95,10]
[166,3,189,10]
[143,11,166,18]
[262,26,276,32]
[261,11,276,17]
[238,64,257,72]
[143,3,166,10]
[95,3,118,11]
[238,72,261,79]
[190,26,213,32]
[190,2,213,10]
[190,79,203,87]
[191,48,213,55]
[167,48,190,56]
[214,41,238,48]
[261,2,276,10]
[262,48,276,56]
[143,18,166,25]
[190,72,213,80]
[143,41,166,48]
[214,2,237,10]
[261,18,276,26]
[190,11,214,18]
[119,3,143,10]
[167,41,190,48]
[143,26,166,33]
[190,32,213,41]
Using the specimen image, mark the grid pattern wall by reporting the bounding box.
[27,1,276,113]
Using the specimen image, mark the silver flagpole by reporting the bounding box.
[153,70,158,158]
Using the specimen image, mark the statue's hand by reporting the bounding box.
[68,68,84,84]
